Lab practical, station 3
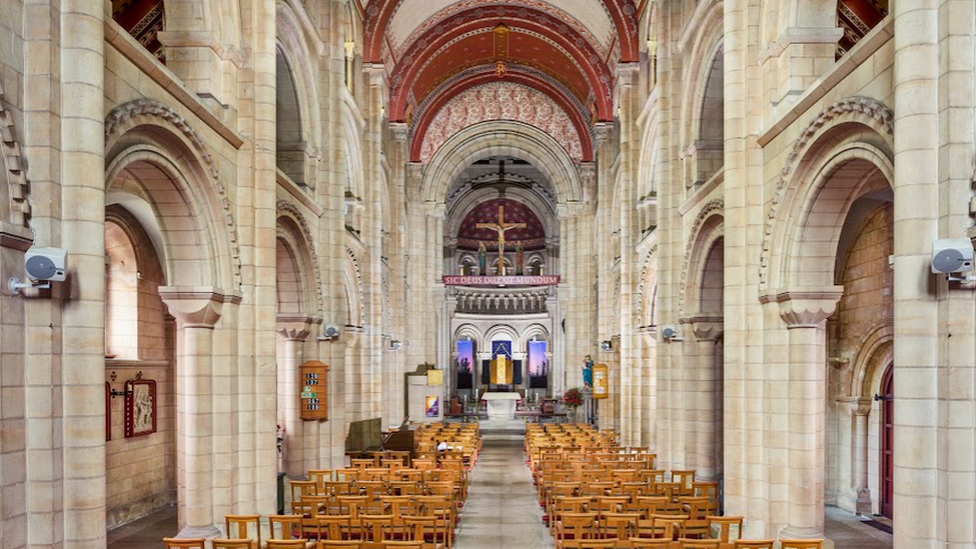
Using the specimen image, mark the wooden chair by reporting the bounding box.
[381,542,424,549]
[359,514,397,549]
[601,512,640,542]
[306,515,355,541]
[555,512,598,549]
[707,516,743,547]
[670,471,695,497]
[627,538,671,549]
[163,539,206,549]
[693,482,719,515]
[402,515,445,549]
[309,469,334,490]
[223,515,262,549]
[679,540,720,549]
[731,542,775,549]
[213,541,253,549]
[267,541,310,549]
[680,497,711,538]
[291,480,320,509]
[640,514,687,541]
[779,541,823,549]
[269,515,308,543]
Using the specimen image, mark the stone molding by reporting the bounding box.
[678,199,724,314]
[159,286,242,328]
[838,396,873,417]
[276,315,319,341]
[345,246,366,326]
[277,201,326,314]
[680,315,724,342]
[756,26,846,63]
[760,97,894,286]
[105,99,243,287]
[760,286,844,328]
[0,83,29,226]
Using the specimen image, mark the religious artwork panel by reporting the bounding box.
[456,340,475,389]
[425,395,440,418]
[528,340,549,389]
[124,379,156,438]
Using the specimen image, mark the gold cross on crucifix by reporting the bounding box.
[476,206,527,254]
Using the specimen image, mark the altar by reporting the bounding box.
[482,392,520,420]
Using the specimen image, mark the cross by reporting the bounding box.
[476,205,527,274]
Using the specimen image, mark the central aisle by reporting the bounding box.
[455,426,554,549]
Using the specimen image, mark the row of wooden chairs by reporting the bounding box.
[164,540,426,549]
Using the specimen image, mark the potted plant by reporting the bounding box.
[562,387,584,423]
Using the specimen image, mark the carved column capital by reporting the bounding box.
[839,397,873,417]
[689,315,724,342]
[594,122,614,143]
[389,122,409,143]
[276,315,319,342]
[159,286,241,328]
[760,286,843,328]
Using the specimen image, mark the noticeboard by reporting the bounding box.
[593,363,609,400]
[299,360,329,420]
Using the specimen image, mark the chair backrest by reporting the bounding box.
[269,515,305,540]
[557,512,598,541]
[213,541,253,549]
[671,470,695,494]
[163,539,206,549]
[266,541,308,549]
[627,538,671,549]
[380,542,423,548]
[707,515,743,542]
[601,512,640,540]
[649,514,688,540]
[359,514,396,542]
[308,515,354,541]
[732,541,775,549]
[779,540,824,549]
[678,539,720,549]
[578,541,617,549]
[680,496,711,520]
[318,542,361,549]
[225,514,261,547]
[401,515,443,543]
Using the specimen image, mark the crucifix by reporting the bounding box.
[476,205,526,275]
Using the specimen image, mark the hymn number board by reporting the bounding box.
[299,360,329,420]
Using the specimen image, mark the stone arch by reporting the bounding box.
[0,83,29,226]
[447,185,559,244]
[520,324,551,349]
[454,323,484,345]
[760,96,894,288]
[277,201,325,316]
[848,322,894,399]
[276,1,324,185]
[638,248,658,329]
[342,100,366,201]
[276,236,304,315]
[484,324,519,345]
[105,99,243,289]
[422,121,583,205]
[679,200,724,314]
[678,0,723,150]
[344,247,365,329]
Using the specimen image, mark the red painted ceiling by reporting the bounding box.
[458,199,546,251]
[112,0,165,61]
[837,0,888,57]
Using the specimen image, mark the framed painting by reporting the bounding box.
[124,379,157,437]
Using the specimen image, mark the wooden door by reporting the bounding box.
[880,364,894,519]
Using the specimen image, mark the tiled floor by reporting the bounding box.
[455,430,554,549]
[107,507,176,549]
[825,506,893,549]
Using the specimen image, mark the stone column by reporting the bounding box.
[160,288,235,538]
[770,288,842,539]
[59,2,106,547]
[691,317,723,480]
[843,397,873,514]
[277,317,313,479]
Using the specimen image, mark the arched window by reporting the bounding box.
[105,221,139,359]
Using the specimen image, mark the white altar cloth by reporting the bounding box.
[481,392,520,420]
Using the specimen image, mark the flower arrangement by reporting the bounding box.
[562,387,584,409]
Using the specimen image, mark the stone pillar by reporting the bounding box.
[59,2,106,547]
[770,288,842,539]
[845,398,873,514]
[277,318,313,479]
[160,288,237,538]
[891,1,941,547]
[691,317,723,480]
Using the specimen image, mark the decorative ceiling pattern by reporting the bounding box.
[836,0,888,58]
[457,198,546,250]
[419,82,585,164]
[112,0,165,61]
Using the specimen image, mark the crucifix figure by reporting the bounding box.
[476,205,526,275]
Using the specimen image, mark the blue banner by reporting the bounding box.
[491,340,512,359]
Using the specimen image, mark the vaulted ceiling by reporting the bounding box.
[358,0,641,163]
